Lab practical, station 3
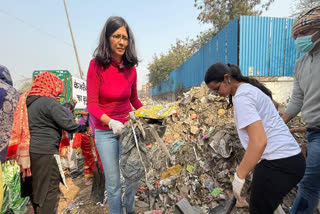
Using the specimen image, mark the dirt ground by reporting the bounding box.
[57,176,150,214]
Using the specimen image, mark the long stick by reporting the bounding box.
[149,126,173,163]
[63,0,84,79]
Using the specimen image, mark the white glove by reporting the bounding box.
[232,172,245,199]
[108,119,124,135]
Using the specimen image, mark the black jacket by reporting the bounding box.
[27,96,86,154]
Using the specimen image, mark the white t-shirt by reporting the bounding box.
[233,84,301,160]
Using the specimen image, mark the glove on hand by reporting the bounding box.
[108,119,124,135]
[232,172,245,200]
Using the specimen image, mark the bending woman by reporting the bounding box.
[204,63,305,214]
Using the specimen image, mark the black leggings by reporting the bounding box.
[249,152,305,214]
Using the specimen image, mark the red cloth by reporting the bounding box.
[59,130,70,157]
[81,134,95,177]
[86,59,143,130]
[6,72,63,178]
[80,134,103,176]
[72,133,82,149]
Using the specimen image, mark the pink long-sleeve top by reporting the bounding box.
[86,58,143,130]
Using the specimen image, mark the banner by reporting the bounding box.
[72,77,87,109]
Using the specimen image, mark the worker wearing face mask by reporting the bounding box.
[281,5,320,214]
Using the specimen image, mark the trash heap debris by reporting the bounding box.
[134,83,309,214]
[58,83,310,214]
[133,84,245,213]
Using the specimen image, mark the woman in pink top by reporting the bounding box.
[87,16,143,214]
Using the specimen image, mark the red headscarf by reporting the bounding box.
[6,72,63,178]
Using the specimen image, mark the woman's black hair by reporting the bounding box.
[63,102,74,111]
[204,62,272,108]
[93,16,138,69]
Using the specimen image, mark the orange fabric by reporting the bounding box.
[59,130,70,157]
[6,72,63,178]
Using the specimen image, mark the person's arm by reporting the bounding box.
[86,59,112,125]
[63,106,74,120]
[232,94,264,207]
[100,114,111,125]
[283,64,304,123]
[130,67,143,110]
[290,127,307,133]
[233,93,267,179]
[281,112,294,124]
[49,100,86,133]
[237,120,267,179]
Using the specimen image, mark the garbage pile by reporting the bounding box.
[57,83,309,214]
[135,83,308,213]
[135,84,246,213]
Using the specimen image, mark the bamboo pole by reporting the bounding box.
[63,0,84,79]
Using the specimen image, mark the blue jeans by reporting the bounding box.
[289,131,320,214]
[95,129,140,214]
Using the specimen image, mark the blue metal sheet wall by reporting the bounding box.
[240,16,270,76]
[217,28,226,63]
[284,19,302,76]
[239,16,300,77]
[270,18,286,76]
[150,17,239,96]
[226,19,238,65]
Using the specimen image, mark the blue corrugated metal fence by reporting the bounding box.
[239,16,301,76]
[150,16,300,96]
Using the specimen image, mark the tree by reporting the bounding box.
[147,39,194,87]
[291,0,319,17]
[17,78,32,93]
[147,30,218,87]
[194,0,275,31]
[189,29,217,52]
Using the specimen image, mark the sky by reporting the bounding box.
[0,0,296,90]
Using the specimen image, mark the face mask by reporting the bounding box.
[295,32,320,53]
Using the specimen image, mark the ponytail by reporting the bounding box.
[227,64,272,97]
[205,63,273,108]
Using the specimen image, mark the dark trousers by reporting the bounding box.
[249,152,306,214]
[30,153,61,214]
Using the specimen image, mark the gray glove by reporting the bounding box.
[108,119,125,135]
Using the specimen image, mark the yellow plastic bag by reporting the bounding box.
[135,105,176,119]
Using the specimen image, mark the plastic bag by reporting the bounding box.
[134,105,175,119]
[120,127,150,182]
[1,161,29,214]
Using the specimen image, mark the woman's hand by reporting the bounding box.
[86,127,94,137]
[232,172,249,207]
[108,119,125,135]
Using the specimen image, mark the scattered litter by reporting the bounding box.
[211,188,223,198]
